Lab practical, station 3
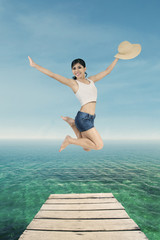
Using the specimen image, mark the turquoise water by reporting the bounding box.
[0,140,160,240]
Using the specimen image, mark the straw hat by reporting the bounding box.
[114,41,141,60]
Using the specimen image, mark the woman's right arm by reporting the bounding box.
[28,56,72,87]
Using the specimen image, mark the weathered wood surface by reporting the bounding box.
[40,202,124,210]
[18,193,148,240]
[27,218,139,231]
[35,209,130,219]
[19,230,148,240]
[46,197,117,204]
[49,193,114,198]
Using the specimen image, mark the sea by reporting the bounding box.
[0,140,160,240]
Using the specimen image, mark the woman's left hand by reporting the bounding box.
[28,56,36,67]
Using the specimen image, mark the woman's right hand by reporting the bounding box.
[28,56,36,67]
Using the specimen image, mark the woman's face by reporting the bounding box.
[72,63,86,79]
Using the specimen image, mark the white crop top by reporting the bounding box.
[75,78,97,106]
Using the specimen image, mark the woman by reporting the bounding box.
[28,56,119,152]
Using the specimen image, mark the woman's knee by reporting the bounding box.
[95,141,104,150]
[81,128,104,150]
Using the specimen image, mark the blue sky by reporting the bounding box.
[0,0,160,140]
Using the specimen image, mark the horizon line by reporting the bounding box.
[0,137,160,141]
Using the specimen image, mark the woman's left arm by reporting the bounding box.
[89,58,119,82]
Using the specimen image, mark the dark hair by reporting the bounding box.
[71,58,86,68]
[71,58,87,80]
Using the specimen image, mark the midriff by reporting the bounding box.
[80,101,96,115]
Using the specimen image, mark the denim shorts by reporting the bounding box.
[75,111,96,132]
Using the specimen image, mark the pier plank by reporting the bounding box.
[46,198,117,204]
[27,218,140,231]
[19,230,148,240]
[41,202,124,210]
[49,193,114,198]
[35,209,130,219]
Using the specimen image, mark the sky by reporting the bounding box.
[0,0,160,140]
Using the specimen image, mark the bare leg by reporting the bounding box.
[61,116,90,151]
[59,127,104,152]
[61,116,81,138]
[59,135,97,152]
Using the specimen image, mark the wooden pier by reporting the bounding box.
[19,193,148,240]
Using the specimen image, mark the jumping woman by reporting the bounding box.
[28,41,141,152]
[28,56,118,152]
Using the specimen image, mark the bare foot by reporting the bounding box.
[59,135,72,152]
[61,116,75,127]
[61,116,91,152]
